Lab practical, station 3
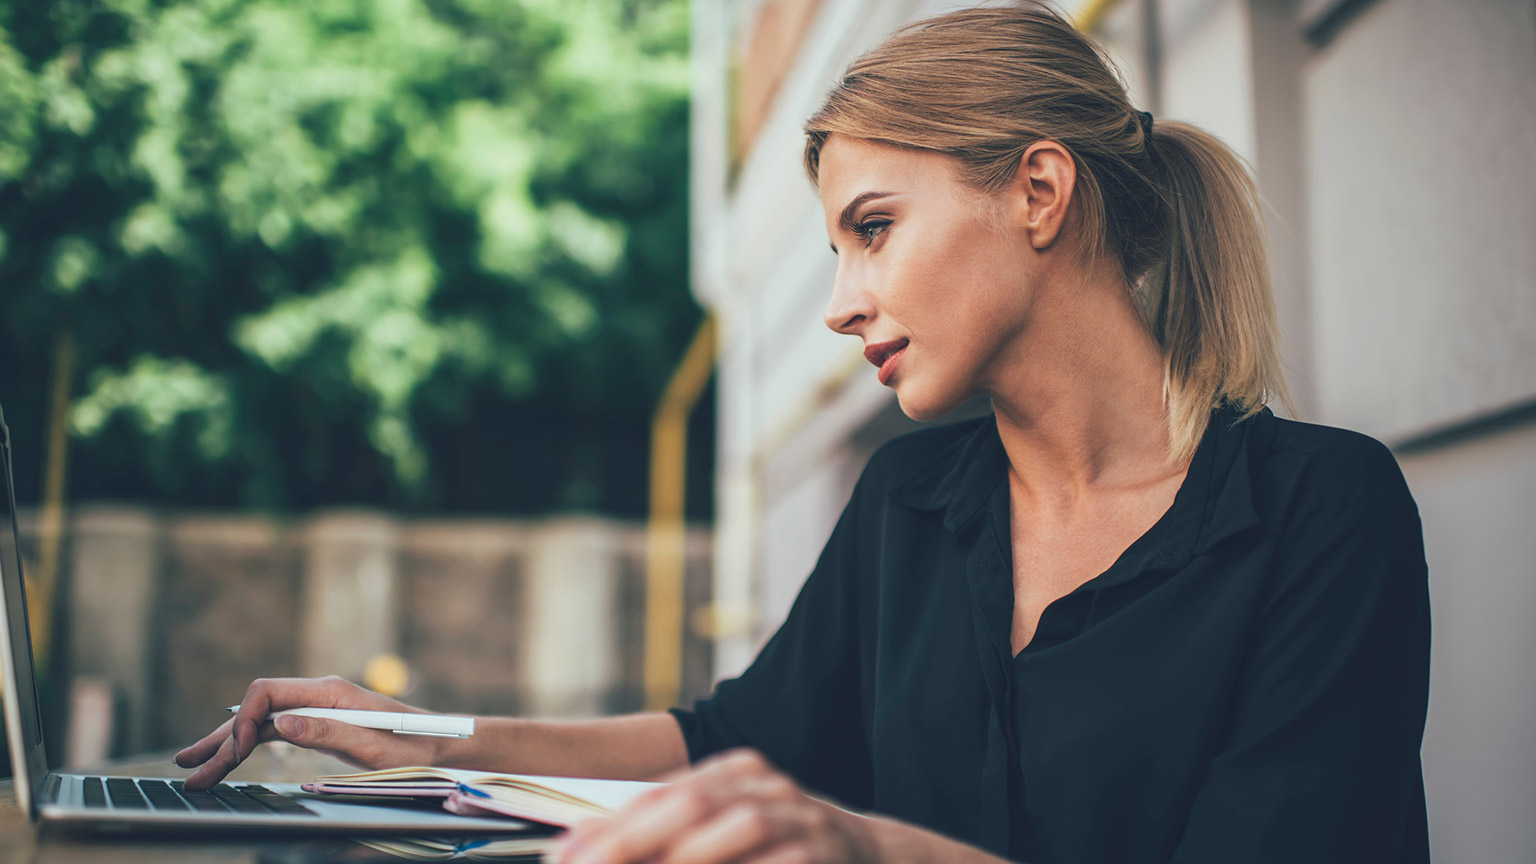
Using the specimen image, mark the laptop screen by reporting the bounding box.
[0,405,49,816]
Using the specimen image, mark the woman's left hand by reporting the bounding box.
[552,749,876,864]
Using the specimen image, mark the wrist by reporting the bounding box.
[837,809,889,864]
[846,811,1007,864]
[433,715,527,771]
[427,717,488,768]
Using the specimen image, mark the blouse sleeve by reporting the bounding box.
[669,476,873,809]
[1170,440,1431,863]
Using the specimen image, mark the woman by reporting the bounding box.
[177,4,1430,862]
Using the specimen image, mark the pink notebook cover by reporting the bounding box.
[301,782,455,799]
[300,774,655,829]
[441,791,572,825]
[300,782,583,828]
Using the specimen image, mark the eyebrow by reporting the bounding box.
[829,191,896,254]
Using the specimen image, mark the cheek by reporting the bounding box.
[878,207,1027,355]
[883,225,981,318]
[924,240,1023,341]
[957,234,1031,330]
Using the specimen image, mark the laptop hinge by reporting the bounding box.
[42,772,60,803]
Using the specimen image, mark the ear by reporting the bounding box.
[1005,140,1078,250]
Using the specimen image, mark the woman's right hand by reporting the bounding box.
[174,675,454,791]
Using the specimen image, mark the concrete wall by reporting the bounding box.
[16,507,712,760]
[1303,0,1536,441]
[1401,418,1536,863]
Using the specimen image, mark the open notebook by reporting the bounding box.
[356,835,557,861]
[302,768,658,827]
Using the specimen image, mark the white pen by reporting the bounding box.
[225,705,475,738]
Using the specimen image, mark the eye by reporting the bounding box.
[852,218,891,248]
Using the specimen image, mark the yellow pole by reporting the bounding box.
[1072,0,1124,31]
[644,314,717,711]
[33,329,75,669]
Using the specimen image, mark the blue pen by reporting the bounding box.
[456,782,491,798]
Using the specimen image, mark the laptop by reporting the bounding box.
[0,402,528,834]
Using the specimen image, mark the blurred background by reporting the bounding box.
[0,0,716,768]
[3,0,1534,862]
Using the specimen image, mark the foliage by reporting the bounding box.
[0,0,705,516]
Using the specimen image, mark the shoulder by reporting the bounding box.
[1266,413,1394,466]
[1254,412,1419,534]
[1237,416,1429,656]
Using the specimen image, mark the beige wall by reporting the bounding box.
[1303,0,1536,442]
[19,508,712,760]
[1401,418,1536,863]
[692,1,1536,860]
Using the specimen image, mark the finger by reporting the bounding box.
[181,722,287,791]
[174,717,234,769]
[271,715,394,767]
[560,784,671,857]
[570,784,718,864]
[569,751,782,863]
[642,747,774,787]
[743,844,819,864]
[183,734,238,791]
[230,676,352,761]
[695,749,779,783]
[658,802,787,864]
[656,763,697,784]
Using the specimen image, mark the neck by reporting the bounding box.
[983,270,1181,509]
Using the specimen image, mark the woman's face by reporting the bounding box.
[819,134,1040,422]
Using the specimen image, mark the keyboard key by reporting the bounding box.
[79,777,314,818]
[210,784,271,814]
[105,778,148,809]
[137,779,190,811]
[81,777,105,808]
[170,780,232,813]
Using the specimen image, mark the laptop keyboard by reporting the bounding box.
[79,776,316,816]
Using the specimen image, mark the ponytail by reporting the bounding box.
[1141,122,1294,464]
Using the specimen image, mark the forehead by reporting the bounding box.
[817,135,962,205]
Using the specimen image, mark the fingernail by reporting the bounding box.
[275,715,305,737]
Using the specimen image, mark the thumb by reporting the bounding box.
[274,713,326,744]
[274,714,382,765]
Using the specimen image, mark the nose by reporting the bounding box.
[823,266,873,335]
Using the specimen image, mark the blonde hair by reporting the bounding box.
[803,2,1293,464]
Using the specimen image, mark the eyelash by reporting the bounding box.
[852,218,891,247]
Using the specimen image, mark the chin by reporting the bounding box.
[895,383,967,423]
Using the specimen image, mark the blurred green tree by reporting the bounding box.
[0,0,706,516]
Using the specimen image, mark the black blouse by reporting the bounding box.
[671,406,1430,864]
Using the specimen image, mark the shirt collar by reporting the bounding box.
[889,415,1011,534]
[1190,405,1275,557]
[1146,403,1272,574]
[890,404,1274,566]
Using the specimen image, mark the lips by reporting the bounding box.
[863,338,909,368]
[864,338,909,386]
